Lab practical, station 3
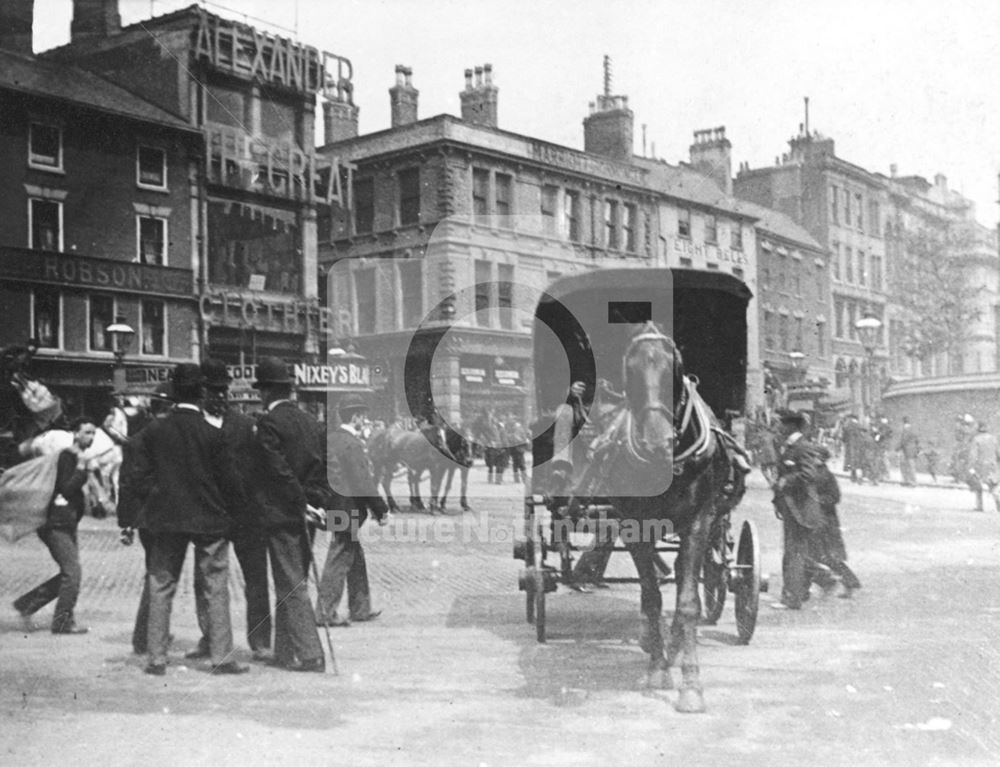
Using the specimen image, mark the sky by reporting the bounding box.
[32,0,1000,226]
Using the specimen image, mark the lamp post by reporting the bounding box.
[106,316,135,393]
[855,310,883,415]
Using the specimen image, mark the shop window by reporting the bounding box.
[89,295,116,352]
[398,167,420,225]
[137,145,166,189]
[141,299,166,356]
[678,208,691,238]
[32,289,61,349]
[353,176,374,234]
[137,216,167,265]
[29,122,62,171]
[206,201,299,293]
[30,198,61,251]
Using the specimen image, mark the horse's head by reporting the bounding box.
[623,322,683,460]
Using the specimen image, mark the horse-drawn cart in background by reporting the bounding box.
[513,267,765,711]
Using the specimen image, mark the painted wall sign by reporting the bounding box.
[672,237,749,266]
[193,9,352,97]
[293,362,371,390]
[0,248,193,297]
[199,291,335,336]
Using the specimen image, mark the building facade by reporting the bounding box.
[735,129,889,414]
[0,39,201,416]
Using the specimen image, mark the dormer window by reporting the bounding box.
[29,123,62,171]
[137,145,167,189]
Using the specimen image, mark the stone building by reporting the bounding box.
[317,66,764,424]
[0,24,201,416]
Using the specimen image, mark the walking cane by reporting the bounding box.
[303,508,338,676]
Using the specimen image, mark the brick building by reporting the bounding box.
[0,28,201,416]
[36,0,356,411]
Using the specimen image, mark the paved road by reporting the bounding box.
[2,467,999,766]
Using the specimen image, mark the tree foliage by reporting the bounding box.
[892,225,981,369]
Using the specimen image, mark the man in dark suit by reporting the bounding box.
[771,410,833,610]
[251,357,328,672]
[14,416,96,634]
[186,359,272,662]
[131,363,247,676]
[317,394,389,627]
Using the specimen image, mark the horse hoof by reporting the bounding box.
[674,688,706,714]
[641,668,672,690]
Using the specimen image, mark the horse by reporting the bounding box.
[368,421,456,513]
[438,427,472,512]
[567,321,746,713]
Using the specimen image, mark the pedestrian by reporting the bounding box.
[923,439,940,483]
[771,409,834,610]
[185,359,273,662]
[250,357,330,672]
[812,453,862,598]
[506,418,528,483]
[967,421,1000,512]
[872,416,892,484]
[317,393,389,627]
[950,413,975,483]
[841,414,863,484]
[117,381,175,655]
[130,363,248,676]
[13,416,96,634]
[897,416,920,487]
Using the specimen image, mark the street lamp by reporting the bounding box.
[107,316,135,392]
[855,310,883,414]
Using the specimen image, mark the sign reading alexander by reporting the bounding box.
[194,9,352,97]
[0,248,192,297]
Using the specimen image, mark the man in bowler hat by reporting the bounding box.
[185,359,273,661]
[316,393,389,626]
[130,363,247,675]
[250,357,330,672]
[771,409,833,609]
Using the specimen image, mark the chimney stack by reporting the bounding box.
[583,56,634,162]
[0,0,34,54]
[460,63,498,128]
[389,64,419,128]
[71,0,120,44]
[689,126,733,195]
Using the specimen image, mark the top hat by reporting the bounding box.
[201,358,232,388]
[252,356,291,388]
[171,362,204,388]
[338,393,369,414]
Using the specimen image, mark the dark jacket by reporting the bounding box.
[326,426,388,527]
[218,409,262,532]
[252,401,332,529]
[43,449,88,529]
[131,407,241,536]
[773,435,827,529]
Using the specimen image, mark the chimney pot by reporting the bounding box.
[390,65,418,127]
[460,65,498,127]
[484,63,493,84]
[474,66,484,87]
[464,68,473,90]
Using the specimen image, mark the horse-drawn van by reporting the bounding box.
[514,267,764,712]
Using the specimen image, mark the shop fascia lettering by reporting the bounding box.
[673,237,748,266]
[200,292,334,336]
[194,9,353,98]
[294,363,370,388]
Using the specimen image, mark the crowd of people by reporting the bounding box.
[12,358,388,676]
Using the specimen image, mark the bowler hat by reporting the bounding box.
[253,356,291,388]
[151,381,175,402]
[201,358,232,388]
[171,362,204,388]
[338,393,369,414]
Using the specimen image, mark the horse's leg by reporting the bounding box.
[664,510,712,714]
[381,465,400,512]
[626,540,670,691]
[439,466,453,511]
[408,468,422,511]
[428,465,442,513]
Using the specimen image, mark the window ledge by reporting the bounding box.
[28,163,65,175]
[136,184,171,195]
